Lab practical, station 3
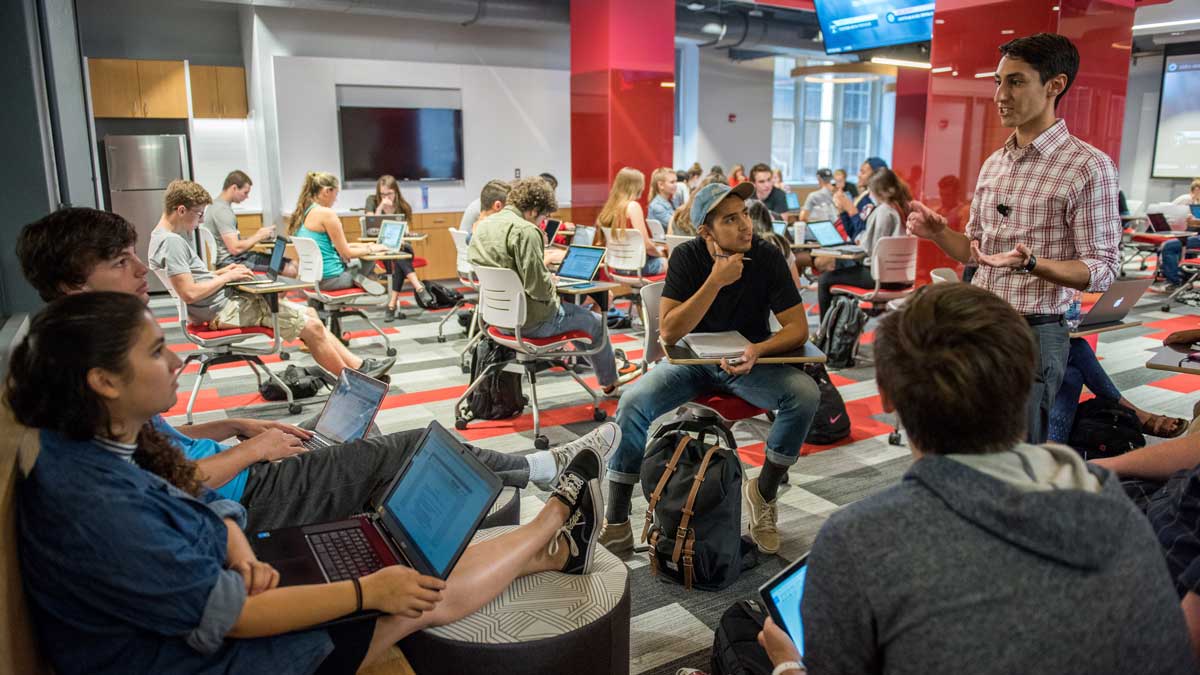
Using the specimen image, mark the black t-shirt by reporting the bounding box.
[763,187,790,215]
[662,236,802,343]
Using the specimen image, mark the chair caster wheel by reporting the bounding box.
[1163,305,1172,313]
[889,431,903,446]
[340,333,352,346]
[386,348,397,356]
[288,404,302,414]
[437,336,446,343]
[455,418,468,430]
[279,351,290,360]
[593,409,607,422]
[534,435,550,450]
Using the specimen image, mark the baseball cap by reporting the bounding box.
[690,182,755,227]
[816,168,834,182]
[864,157,888,172]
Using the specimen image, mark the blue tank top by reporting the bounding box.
[294,203,345,279]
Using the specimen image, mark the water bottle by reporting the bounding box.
[1065,291,1083,331]
[420,184,429,210]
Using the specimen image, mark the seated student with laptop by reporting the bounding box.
[289,171,390,294]
[365,175,435,319]
[751,282,1194,675]
[146,180,396,382]
[599,182,821,555]
[19,206,620,533]
[9,291,610,675]
[469,177,630,396]
[202,170,297,277]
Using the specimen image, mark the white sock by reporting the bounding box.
[526,450,558,485]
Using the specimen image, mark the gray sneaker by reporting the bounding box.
[358,356,396,381]
[532,421,621,491]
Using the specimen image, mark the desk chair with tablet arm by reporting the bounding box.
[446,229,482,364]
[197,227,219,271]
[665,234,693,257]
[601,228,667,328]
[292,236,396,356]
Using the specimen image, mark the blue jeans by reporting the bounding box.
[608,362,820,484]
[1048,338,1123,443]
[522,302,618,386]
[1159,236,1200,284]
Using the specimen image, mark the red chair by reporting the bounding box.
[292,236,395,356]
[454,266,607,450]
[153,270,301,424]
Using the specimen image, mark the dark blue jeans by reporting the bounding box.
[1158,235,1200,284]
[1048,338,1123,443]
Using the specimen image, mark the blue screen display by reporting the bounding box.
[558,246,605,280]
[768,563,808,653]
[813,0,934,55]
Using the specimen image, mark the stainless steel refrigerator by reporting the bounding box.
[103,134,190,293]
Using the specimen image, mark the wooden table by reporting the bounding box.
[790,241,821,251]
[556,280,620,311]
[808,248,867,261]
[226,277,313,313]
[663,339,827,365]
[1146,344,1200,376]
[358,234,428,242]
[360,252,414,262]
[1069,320,1142,339]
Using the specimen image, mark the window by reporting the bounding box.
[771,57,891,183]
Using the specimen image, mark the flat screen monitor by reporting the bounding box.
[339,107,464,183]
[812,0,934,55]
[1152,49,1200,179]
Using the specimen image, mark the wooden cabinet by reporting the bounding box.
[235,213,263,239]
[411,212,461,281]
[190,65,248,119]
[87,58,187,118]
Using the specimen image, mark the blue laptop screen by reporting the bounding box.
[558,246,604,280]
[378,221,406,249]
[1191,205,1200,219]
[772,221,788,237]
[768,562,808,653]
[314,372,385,443]
[786,191,801,210]
[806,220,845,247]
[383,433,494,576]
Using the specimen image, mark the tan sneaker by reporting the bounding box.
[598,518,634,554]
[743,477,780,554]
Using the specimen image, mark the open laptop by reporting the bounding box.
[1077,277,1153,331]
[772,220,789,238]
[251,421,503,625]
[806,220,864,253]
[225,237,296,289]
[554,245,606,288]
[759,554,809,652]
[785,191,801,211]
[1147,212,1175,233]
[543,218,564,247]
[377,220,408,253]
[302,368,389,451]
[363,214,403,238]
[1190,204,1200,220]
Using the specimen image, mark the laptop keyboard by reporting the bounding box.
[309,528,385,581]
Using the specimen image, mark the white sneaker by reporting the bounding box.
[533,421,621,491]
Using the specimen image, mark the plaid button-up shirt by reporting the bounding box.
[966,119,1121,315]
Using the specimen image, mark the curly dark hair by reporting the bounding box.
[507,177,558,218]
[17,208,138,302]
[6,292,204,496]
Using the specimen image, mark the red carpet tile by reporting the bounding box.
[1144,316,1200,341]
[1149,373,1200,394]
[737,395,894,467]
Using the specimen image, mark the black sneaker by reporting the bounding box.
[358,356,396,381]
[384,306,397,323]
[548,448,605,575]
[416,287,436,308]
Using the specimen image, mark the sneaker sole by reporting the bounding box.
[580,477,603,573]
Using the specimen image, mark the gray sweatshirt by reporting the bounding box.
[801,444,1196,675]
[857,200,902,265]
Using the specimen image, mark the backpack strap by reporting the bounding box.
[642,435,691,544]
[671,444,723,563]
[647,528,661,578]
[682,531,696,590]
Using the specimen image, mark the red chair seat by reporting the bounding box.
[413,256,428,268]
[487,326,592,351]
[831,284,914,301]
[1131,233,1175,245]
[1181,258,1200,267]
[691,393,767,421]
[187,324,275,340]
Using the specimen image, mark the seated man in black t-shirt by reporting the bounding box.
[598,182,821,555]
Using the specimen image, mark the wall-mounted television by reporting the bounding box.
[813,0,934,55]
[1152,47,1200,179]
[338,107,464,183]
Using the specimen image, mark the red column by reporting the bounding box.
[570,0,675,226]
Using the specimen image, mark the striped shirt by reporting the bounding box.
[965,119,1121,315]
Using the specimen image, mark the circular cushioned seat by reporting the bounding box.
[400,525,631,675]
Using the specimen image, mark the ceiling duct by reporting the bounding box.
[198,0,570,29]
[674,4,825,59]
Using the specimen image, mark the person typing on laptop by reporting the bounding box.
[9,292,612,675]
[599,182,820,556]
[18,206,622,533]
[202,170,298,277]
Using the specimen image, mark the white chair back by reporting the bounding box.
[152,268,190,325]
[646,218,666,240]
[449,228,475,283]
[871,236,918,285]
[572,225,596,247]
[665,234,692,256]
[930,267,958,284]
[1125,199,1144,216]
[640,281,666,366]
[290,236,327,284]
[473,266,527,331]
[197,227,219,270]
[602,227,648,271]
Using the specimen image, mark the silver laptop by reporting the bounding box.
[806,220,864,254]
[302,368,389,451]
[377,220,407,253]
[363,214,403,238]
[554,245,606,288]
[1077,278,1153,330]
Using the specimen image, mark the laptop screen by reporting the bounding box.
[382,425,497,576]
[806,220,845,247]
[558,246,605,281]
[268,239,287,278]
[378,221,407,249]
[1191,205,1200,219]
[314,370,387,443]
[786,191,801,211]
[1148,212,1171,232]
[544,219,562,242]
[772,221,789,237]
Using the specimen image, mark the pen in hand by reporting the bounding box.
[714,254,752,261]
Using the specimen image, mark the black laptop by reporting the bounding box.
[226,237,298,289]
[251,421,503,623]
[1147,212,1174,233]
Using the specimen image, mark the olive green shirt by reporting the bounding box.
[468,205,559,327]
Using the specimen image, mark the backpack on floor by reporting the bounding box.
[459,338,526,421]
[815,295,868,369]
[710,600,775,675]
[418,281,463,309]
[1068,397,1146,460]
[259,364,329,401]
[640,416,745,591]
[801,363,851,445]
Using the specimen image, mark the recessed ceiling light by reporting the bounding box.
[1001,29,1015,35]
[931,66,952,73]
[686,2,706,10]
[975,71,996,79]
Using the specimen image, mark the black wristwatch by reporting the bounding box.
[1022,253,1038,273]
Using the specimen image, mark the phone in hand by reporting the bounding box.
[726,356,746,366]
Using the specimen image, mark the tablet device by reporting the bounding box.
[759,554,809,653]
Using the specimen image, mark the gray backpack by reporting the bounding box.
[815,295,868,369]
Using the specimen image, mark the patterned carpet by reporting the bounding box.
[155,272,1200,675]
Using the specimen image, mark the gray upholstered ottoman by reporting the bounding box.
[480,486,521,529]
[401,524,631,675]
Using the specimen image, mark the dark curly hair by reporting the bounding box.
[6,292,204,496]
[507,177,558,218]
[17,208,138,302]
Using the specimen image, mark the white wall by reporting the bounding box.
[696,51,774,172]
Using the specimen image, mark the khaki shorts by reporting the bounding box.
[210,294,308,342]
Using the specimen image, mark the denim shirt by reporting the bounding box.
[18,430,332,675]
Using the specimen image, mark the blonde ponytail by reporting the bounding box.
[288,171,339,234]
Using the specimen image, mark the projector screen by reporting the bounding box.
[1153,50,1200,179]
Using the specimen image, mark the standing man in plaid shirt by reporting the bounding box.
[908,33,1122,443]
